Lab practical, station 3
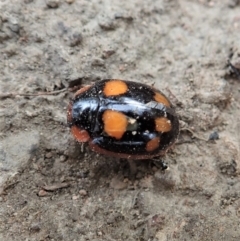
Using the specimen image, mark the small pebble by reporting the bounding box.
[38,189,48,197]
[72,194,79,200]
[79,189,87,196]
[102,50,115,59]
[208,131,219,141]
[60,155,67,162]
[91,58,105,67]
[8,18,20,33]
[46,0,60,8]
[45,152,52,159]
[98,16,117,30]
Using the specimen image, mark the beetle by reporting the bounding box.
[67,79,179,160]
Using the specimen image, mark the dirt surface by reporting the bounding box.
[0,0,240,240]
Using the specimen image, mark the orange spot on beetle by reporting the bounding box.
[102,110,127,139]
[71,126,90,142]
[154,92,171,107]
[104,80,128,96]
[155,117,172,132]
[146,137,160,152]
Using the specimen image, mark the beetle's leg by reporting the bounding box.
[127,159,137,177]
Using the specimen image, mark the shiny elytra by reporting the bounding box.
[67,79,179,159]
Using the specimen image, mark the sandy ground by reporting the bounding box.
[0,0,240,240]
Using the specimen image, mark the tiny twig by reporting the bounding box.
[0,88,68,100]
[180,128,208,141]
[42,182,70,192]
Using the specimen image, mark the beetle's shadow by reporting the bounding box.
[91,157,167,181]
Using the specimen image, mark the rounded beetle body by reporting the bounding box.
[67,79,179,159]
